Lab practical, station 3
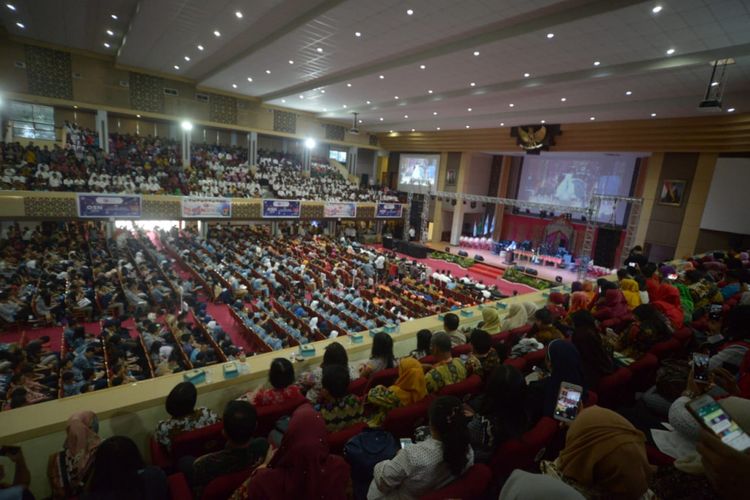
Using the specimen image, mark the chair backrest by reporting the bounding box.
[648,338,681,360]
[348,376,369,396]
[171,422,225,463]
[254,394,307,436]
[595,367,633,409]
[327,422,368,455]
[365,367,400,393]
[419,463,492,500]
[201,467,255,500]
[383,396,435,438]
[437,374,482,398]
[503,357,527,373]
[627,353,660,392]
[451,343,472,357]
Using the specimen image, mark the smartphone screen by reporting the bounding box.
[553,382,582,422]
[693,353,710,382]
[688,395,750,452]
[400,438,413,449]
[628,262,636,268]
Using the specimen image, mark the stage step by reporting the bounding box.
[471,262,504,279]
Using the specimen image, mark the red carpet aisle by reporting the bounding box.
[0,321,101,351]
[203,302,253,353]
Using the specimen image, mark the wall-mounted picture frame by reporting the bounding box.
[446,168,457,186]
[658,179,686,206]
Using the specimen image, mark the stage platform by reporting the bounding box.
[425,243,580,285]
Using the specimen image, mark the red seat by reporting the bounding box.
[171,422,226,464]
[648,338,681,360]
[595,367,633,409]
[510,324,533,338]
[383,395,435,438]
[451,343,473,357]
[327,422,368,454]
[490,417,558,480]
[437,375,482,398]
[254,395,308,436]
[584,390,598,407]
[348,377,369,397]
[167,472,192,500]
[627,353,659,392]
[504,357,527,373]
[419,463,492,500]
[365,367,400,393]
[490,331,512,347]
[522,348,547,370]
[419,355,437,365]
[167,467,255,500]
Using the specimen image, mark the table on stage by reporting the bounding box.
[513,250,563,267]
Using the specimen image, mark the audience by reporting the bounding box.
[424,332,467,393]
[465,329,502,379]
[367,357,428,426]
[154,382,219,451]
[48,411,101,498]
[241,358,302,407]
[360,333,396,378]
[315,364,365,431]
[298,341,359,404]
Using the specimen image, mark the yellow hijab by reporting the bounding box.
[481,307,501,334]
[619,278,642,310]
[389,357,427,406]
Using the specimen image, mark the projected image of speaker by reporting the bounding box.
[458,250,469,257]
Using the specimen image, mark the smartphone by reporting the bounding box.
[693,353,710,382]
[399,438,413,449]
[628,262,637,268]
[709,304,723,321]
[552,382,583,423]
[687,394,750,452]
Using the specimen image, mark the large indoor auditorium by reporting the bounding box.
[1,1,750,499]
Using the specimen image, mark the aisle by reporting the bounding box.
[203,302,253,353]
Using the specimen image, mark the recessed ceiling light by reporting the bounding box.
[106,29,114,36]
[110,13,118,20]
[103,42,110,48]
[265,69,271,74]
[213,30,221,37]
[389,130,394,133]
[546,33,554,39]
[470,82,476,87]
[73,105,78,109]
[625,90,632,95]
[467,108,472,112]
[590,116,596,121]
[433,111,438,115]
[411,128,416,132]
[197,44,204,51]
[436,127,441,130]
[232,83,237,88]
[524,72,530,78]
[561,97,567,102]
[342,104,347,108]
[320,89,325,93]
[379,74,384,79]
[316,47,323,53]
[184,56,190,61]
[366,100,371,104]
[136,114,141,118]
[299,95,305,99]
[465,125,471,128]
[354,31,361,37]
[427,89,433,94]
[289,60,294,64]
[652,5,663,14]
[235,11,243,19]
[247,77,253,82]
[666,48,675,55]
[15,21,24,28]
[541,120,546,124]
[404,114,408,118]
[509,103,514,107]
[379,117,384,121]
[174,65,180,70]
[500,122,504,126]
[358,119,363,124]
[322,107,326,111]
[394,96,399,99]
[727,107,736,113]
[346,83,352,87]
[407,8,414,15]
[419,64,426,69]
[651,112,657,117]
[473,50,480,56]
[282,99,287,103]
[593,61,601,66]
[711,81,719,87]
[6,3,16,10]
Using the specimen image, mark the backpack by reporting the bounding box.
[344,428,399,500]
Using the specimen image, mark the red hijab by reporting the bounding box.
[594,289,629,321]
[242,404,350,500]
[651,284,684,329]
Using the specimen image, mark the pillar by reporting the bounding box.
[230,131,238,147]
[248,132,258,164]
[96,110,109,154]
[301,147,311,172]
[430,152,449,245]
[372,151,380,186]
[449,152,471,246]
[197,221,208,239]
[674,153,718,258]
[491,156,512,241]
[271,221,280,237]
[105,219,115,239]
[634,153,664,247]
[348,147,359,176]
[181,127,192,168]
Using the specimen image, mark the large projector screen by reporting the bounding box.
[700,158,750,235]
[398,154,439,191]
[517,155,637,224]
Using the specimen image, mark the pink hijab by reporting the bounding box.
[64,411,101,485]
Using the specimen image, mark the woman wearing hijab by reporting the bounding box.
[480,307,501,335]
[567,292,590,317]
[581,281,596,304]
[592,289,629,322]
[367,357,427,426]
[619,278,642,310]
[651,283,685,329]
[500,303,529,332]
[546,292,567,319]
[528,340,586,421]
[230,404,350,500]
[614,304,673,358]
[570,310,614,388]
[545,406,652,500]
[48,411,101,499]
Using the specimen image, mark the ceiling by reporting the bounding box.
[2,0,750,133]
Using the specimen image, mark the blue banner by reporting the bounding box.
[262,199,301,218]
[324,202,357,218]
[376,202,403,218]
[77,194,142,218]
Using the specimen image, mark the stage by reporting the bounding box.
[425,243,581,285]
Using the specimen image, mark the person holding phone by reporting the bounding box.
[697,429,750,499]
[527,340,586,422]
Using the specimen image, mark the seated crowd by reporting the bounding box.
[0,124,399,202]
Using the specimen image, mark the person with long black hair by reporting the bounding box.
[360,332,396,377]
[367,396,474,499]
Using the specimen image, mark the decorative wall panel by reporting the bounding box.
[142,199,181,219]
[273,110,296,134]
[209,94,237,124]
[232,200,262,218]
[129,72,165,113]
[325,124,346,142]
[24,45,73,100]
[23,196,76,218]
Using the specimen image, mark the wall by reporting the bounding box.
[356,148,375,183]
[699,157,750,235]
[695,229,750,254]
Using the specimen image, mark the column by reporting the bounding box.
[449,152,472,246]
[248,132,258,164]
[674,153,718,258]
[348,147,359,177]
[372,151,380,186]
[430,152,449,245]
[634,153,664,247]
[96,110,109,154]
[230,131,238,147]
[181,128,192,168]
[197,221,208,239]
[271,221,280,236]
[301,147,311,172]
[491,156,512,241]
[105,219,115,239]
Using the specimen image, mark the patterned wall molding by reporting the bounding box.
[209,93,238,124]
[356,205,375,219]
[369,134,379,147]
[231,200,262,218]
[129,72,165,113]
[23,196,77,218]
[300,203,324,219]
[142,199,181,219]
[24,45,73,100]
[273,110,296,134]
[325,124,346,142]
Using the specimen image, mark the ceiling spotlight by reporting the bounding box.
[103,42,110,48]
[342,104,347,108]
[593,61,601,66]
[289,60,294,64]
[110,13,118,19]
[366,100,371,104]
[625,90,632,95]
[419,64,426,69]
[73,105,78,109]
[282,99,287,103]
[407,8,414,15]
[561,97,567,102]
[299,95,305,99]
[379,74,384,79]
[427,89,433,94]
[465,125,471,128]
[136,114,141,118]
[265,69,271,74]
[473,50,480,56]
[106,29,114,36]
[6,3,15,10]
[470,82,476,87]
[232,83,237,88]
[394,96,399,100]
[354,31,361,37]
[358,119,363,124]
[320,89,325,93]
[590,116,596,121]
[546,33,555,39]
[651,112,657,117]
[321,107,326,111]
[247,77,253,82]
[652,5,663,14]
[666,48,675,55]
[181,120,193,131]
[436,127,441,130]
[213,30,221,37]
[411,128,416,132]
[379,117,384,121]
[346,83,352,87]
[197,44,204,51]
[727,107,736,113]
[433,111,438,115]
[173,64,180,70]
[184,56,190,61]
[711,81,719,87]
[316,47,323,53]
[404,114,408,118]
[524,72,530,78]
[500,122,505,126]
[304,138,316,149]
[15,21,24,28]
[235,11,243,19]
[540,120,546,124]
[509,103,515,107]
[467,107,472,112]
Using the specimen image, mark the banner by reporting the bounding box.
[181,197,232,218]
[262,199,301,218]
[77,194,141,218]
[376,202,403,218]
[324,202,357,218]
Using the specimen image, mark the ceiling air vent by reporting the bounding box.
[164,87,179,97]
[72,72,82,79]
[119,80,129,88]
[195,93,209,103]
[14,61,26,69]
